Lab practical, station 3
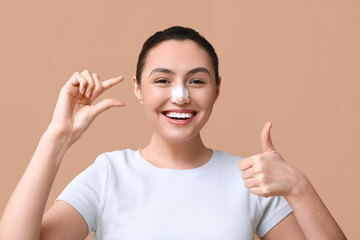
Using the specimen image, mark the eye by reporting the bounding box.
[155,78,170,84]
[190,79,205,84]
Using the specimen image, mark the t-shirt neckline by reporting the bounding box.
[134,149,218,175]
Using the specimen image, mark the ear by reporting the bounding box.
[215,76,221,101]
[132,76,143,104]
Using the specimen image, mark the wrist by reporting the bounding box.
[43,125,72,151]
[31,127,73,169]
[285,169,313,203]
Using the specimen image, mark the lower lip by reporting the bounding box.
[162,113,197,126]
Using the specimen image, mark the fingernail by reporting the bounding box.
[86,90,91,97]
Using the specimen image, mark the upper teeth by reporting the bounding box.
[165,112,194,119]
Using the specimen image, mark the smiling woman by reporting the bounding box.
[133,39,219,147]
[0,26,347,240]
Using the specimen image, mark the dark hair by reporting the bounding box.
[135,26,219,85]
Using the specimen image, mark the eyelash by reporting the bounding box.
[190,79,205,84]
[155,79,169,84]
[155,79,205,84]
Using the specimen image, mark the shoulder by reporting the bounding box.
[210,149,246,178]
[90,149,142,177]
[213,149,244,165]
[93,148,138,165]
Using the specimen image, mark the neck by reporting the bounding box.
[140,132,212,169]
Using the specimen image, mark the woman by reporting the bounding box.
[0,26,346,239]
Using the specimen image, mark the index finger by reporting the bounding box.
[102,76,125,90]
[238,157,253,171]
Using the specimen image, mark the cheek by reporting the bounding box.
[142,87,169,104]
[190,88,216,108]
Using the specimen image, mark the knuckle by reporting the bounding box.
[262,186,271,197]
[88,82,95,88]
[105,102,112,110]
[86,80,95,88]
[92,87,102,96]
[256,173,265,182]
[243,180,249,188]
[77,74,86,82]
[250,188,261,196]
[245,179,253,188]
[253,164,263,174]
[254,155,263,163]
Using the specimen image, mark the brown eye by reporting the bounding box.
[155,79,169,84]
[190,79,205,84]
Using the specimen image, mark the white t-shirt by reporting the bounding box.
[56,149,292,240]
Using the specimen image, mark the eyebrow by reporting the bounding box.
[148,67,211,78]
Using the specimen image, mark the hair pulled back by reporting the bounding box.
[135,26,219,85]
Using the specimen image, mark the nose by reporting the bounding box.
[171,84,190,105]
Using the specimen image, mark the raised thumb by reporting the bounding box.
[90,98,125,120]
[261,121,276,153]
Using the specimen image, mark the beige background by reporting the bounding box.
[0,1,359,239]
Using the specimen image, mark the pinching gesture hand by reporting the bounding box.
[48,69,125,148]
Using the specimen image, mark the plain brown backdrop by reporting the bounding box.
[0,0,359,239]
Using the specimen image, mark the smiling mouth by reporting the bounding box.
[161,111,198,120]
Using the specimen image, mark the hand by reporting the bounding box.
[48,69,125,147]
[238,121,302,198]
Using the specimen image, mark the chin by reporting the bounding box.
[161,129,201,143]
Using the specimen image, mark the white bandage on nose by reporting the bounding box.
[171,85,189,105]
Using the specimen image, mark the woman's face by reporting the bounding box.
[133,40,221,143]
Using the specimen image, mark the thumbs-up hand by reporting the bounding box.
[238,121,302,198]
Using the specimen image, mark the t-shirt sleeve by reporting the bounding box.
[55,153,109,235]
[255,195,293,238]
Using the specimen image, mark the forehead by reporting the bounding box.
[143,40,214,77]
